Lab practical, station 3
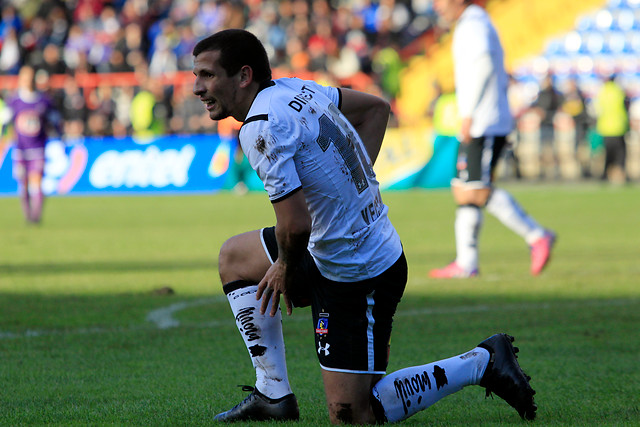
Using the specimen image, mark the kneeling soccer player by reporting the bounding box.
[193,29,537,424]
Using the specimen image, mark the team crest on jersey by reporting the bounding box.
[315,313,329,335]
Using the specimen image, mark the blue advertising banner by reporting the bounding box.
[0,134,245,196]
[0,129,452,196]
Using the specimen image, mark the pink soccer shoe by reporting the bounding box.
[429,261,478,278]
[530,231,556,276]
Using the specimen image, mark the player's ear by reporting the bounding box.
[238,65,253,88]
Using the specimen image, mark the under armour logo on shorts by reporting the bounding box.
[317,342,330,356]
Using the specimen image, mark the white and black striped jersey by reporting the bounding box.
[453,4,513,137]
[239,77,402,282]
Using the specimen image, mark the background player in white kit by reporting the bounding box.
[193,29,536,424]
[430,0,556,279]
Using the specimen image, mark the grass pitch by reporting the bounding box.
[0,184,639,426]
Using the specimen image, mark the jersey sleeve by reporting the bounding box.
[239,118,302,203]
[304,80,341,109]
[454,17,491,117]
[454,18,490,69]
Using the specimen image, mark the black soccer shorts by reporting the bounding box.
[453,135,508,187]
[261,226,407,374]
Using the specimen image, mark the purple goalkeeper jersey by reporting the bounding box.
[7,92,57,151]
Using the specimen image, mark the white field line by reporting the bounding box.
[145,296,227,329]
[1,297,637,340]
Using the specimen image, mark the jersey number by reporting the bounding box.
[316,114,369,193]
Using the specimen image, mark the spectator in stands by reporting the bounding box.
[417,83,460,188]
[107,48,134,73]
[63,24,94,72]
[112,85,135,137]
[0,27,22,74]
[117,22,144,62]
[3,0,440,138]
[61,73,88,138]
[130,71,171,137]
[0,4,22,38]
[174,24,198,71]
[0,5,23,73]
[39,43,68,76]
[130,75,161,138]
[169,83,209,135]
[34,69,64,115]
[560,78,591,177]
[96,5,121,47]
[372,44,404,99]
[87,83,118,137]
[594,74,629,184]
[148,34,178,77]
[530,73,563,179]
[39,3,70,47]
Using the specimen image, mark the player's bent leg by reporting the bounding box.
[485,188,543,241]
[14,162,30,222]
[430,203,483,277]
[429,185,489,278]
[215,229,298,421]
[27,171,44,223]
[215,286,297,421]
[321,370,380,425]
[484,187,557,275]
[371,334,536,422]
[370,347,490,422]
[218,229,272,284]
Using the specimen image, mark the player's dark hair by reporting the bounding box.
[193,29,272,83]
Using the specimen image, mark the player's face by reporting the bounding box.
[433,0,465,24]
[17,66,35,91]
[193,50,239,121]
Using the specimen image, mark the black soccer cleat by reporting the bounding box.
[478,333,537,420]
[214,386,300,422]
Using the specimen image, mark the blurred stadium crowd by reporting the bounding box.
[0,0,439,138]
[1,0,639,182]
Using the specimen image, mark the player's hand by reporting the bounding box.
[459,117,472,144]
[256,260,293,317]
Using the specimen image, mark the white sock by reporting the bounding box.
[224,281,293,399]
[371,347,490,422]
[455,205,483,272]
[485,188,544,245]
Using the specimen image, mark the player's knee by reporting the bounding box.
[327,401,375,425]
[14,165,26,181]
[28,179,42,195]
[453,186,491,207]
[218,236,242,284]
[476,193,491,207]
[328,402,356,425]
[26,171,42,191]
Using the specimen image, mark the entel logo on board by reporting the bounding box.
[89,145,196,189]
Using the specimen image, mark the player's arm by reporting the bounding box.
[257,188,311,316]
[338,88,390,164]
[457,52,493,143]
